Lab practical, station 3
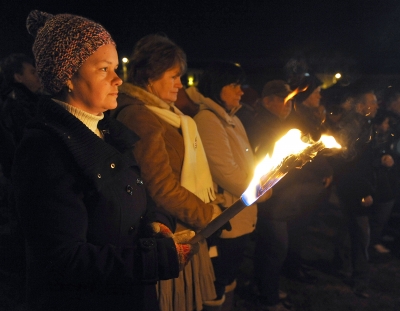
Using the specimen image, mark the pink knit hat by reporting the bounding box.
[26,10,115,95]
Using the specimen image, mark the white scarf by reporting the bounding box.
[120,84,215,203]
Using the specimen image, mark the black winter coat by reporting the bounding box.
[0,83,39,178]
[12,97,178,311]
[332,111,375,212]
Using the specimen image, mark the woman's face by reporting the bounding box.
[303,86,321,108]
[220,83,244,111]
[363,93,378,118]
[377,117,390,133]
[264,96,292,120]
[148,64,183,104]
[67,44,122,115]
[14,62,42,93]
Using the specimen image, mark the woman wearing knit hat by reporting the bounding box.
[12,10,196,311]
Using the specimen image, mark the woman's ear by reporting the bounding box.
[13,73,23,84]
[146,80,154,93]
[66,79,73,93]
[262,96,270,108]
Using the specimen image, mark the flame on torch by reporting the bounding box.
[190,129,341,244]
[241,129,341,206]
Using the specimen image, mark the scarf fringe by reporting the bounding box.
[195,186,216,204]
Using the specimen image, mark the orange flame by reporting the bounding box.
[284,86,308,104]
[241,129,341,205]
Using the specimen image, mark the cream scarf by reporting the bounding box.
[119,83,215,203]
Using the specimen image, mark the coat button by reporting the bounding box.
[110,163,115,169]
[129,226,135,234]
[136,178,144,185]
[97,174,101,178]
[126,185,133,195]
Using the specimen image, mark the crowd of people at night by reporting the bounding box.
[0,9,399,311]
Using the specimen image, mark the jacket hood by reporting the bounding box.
[186,86,241,126]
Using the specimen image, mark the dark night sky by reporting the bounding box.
[2,0,400,78]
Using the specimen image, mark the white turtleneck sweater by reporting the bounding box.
[53,99,104,138]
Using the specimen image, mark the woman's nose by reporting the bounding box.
[176,77,183,89]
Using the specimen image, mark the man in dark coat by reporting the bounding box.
[243,79,334,310]
[242,80,294,310]
[0,53,42,178]
[332,87,378,299]
[0,54,43,303]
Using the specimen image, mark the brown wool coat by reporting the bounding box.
[111,83,214,232]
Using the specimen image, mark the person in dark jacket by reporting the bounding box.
[0,53,42,178]
[333,87,378,299]
[369,109,398,256]
[243,80,294,311]
[12,10,196,311]
[0,51,43,311]
[287,74,326,142]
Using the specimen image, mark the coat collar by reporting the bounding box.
[119,83,174,110]
[30,96,138,186]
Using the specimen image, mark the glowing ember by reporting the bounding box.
[241,129,341,205]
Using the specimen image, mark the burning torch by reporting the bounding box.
[190,129,341,244]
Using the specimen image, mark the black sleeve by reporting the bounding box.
[12,130,179,288]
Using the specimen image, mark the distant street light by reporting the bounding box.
[122,57,129,82]
[335,73,341,79]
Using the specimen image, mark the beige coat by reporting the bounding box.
[112,83,214,232]
[188,87,257,238]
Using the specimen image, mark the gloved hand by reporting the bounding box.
[211,204,222,220]
[150,222,199,270]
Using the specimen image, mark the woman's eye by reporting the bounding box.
[101,67,107,72]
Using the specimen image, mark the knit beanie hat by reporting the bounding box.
[261,80,292,98]
[294,74,322,104]
[26,10,115,95]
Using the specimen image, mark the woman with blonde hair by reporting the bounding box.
[112,34,219,311]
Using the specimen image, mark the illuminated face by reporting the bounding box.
[14,62,42,93]
[265,96,292,120]
[220,83,244,111]
[68,44,122,115]
[148,64,183,104]
[377,117,390,133]
[362,93,378,118]
[303,86,321,108]
[388,94,400,116]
